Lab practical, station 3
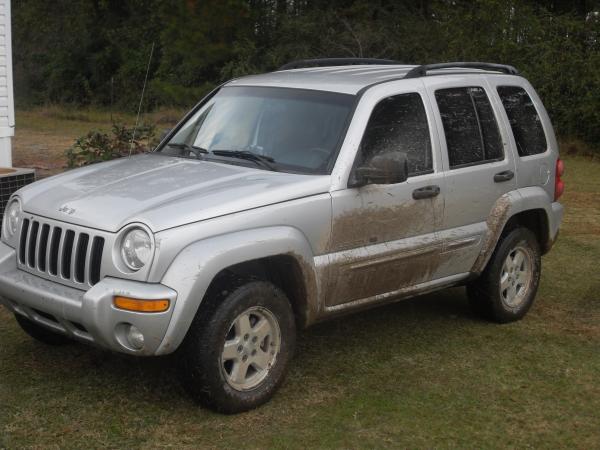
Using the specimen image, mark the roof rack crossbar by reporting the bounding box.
[404,62,519,79]
[278,58,400,71]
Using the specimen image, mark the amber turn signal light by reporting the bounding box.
[113,296,169,313]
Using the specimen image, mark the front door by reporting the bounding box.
[325,89,445,308]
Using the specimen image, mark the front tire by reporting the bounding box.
[14,314,73,345]
[178,276,296,414]
[467,227,541,323]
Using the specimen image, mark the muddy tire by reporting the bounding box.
[467,227,541,323]
[14,314,73,345]
[178,275,296,414]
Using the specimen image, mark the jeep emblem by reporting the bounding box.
[58,205,76,215]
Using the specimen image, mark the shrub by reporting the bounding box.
[65,122,156,168]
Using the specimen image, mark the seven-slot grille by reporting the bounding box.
[18,217,104,287]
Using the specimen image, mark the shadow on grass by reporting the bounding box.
[4,286,479,411]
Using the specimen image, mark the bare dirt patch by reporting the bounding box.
[13,132,71,178]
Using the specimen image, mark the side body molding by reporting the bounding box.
[471,187,563,274]
[156,226,320,355]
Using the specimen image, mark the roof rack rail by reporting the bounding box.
[404,62,519,79]
[278,58,400,71]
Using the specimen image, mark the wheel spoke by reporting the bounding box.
[251,349,272,371]
[502,259,512,274]
[222,340,240,361]
[253,318,271,342]
[508,285,517,303]
[231,359,250,384]
[235,313,252,337]
[513,251,525,271]
[500,273,511,293]
[515,283,523,295]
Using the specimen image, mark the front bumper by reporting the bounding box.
[0,242,177,355]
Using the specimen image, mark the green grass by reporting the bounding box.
[1,133,599,447]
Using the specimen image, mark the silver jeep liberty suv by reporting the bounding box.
[0,60,564,413]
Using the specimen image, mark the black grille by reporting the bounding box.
[89,236,104,285]
[18,218,104,287]
[19,218,29,264]
[49,227,62,276]
[61,230,75,279]
[27,221,39,267]
[74,233,89,283]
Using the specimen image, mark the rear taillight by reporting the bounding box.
[554,158,565,201]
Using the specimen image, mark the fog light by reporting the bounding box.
[127,325,145,350]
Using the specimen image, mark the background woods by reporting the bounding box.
[11,0,600,150]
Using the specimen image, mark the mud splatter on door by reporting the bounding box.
[325,180,444,307]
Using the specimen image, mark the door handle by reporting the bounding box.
[494,170,514,182]
[412,185,441,200]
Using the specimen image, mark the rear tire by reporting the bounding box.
[14,314,73,345]
[178,275,296,414]
[467,227,541,323]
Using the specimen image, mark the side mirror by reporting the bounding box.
[350,151,409,187]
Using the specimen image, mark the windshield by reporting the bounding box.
[157,86,355,174]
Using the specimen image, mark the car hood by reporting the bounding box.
[18,154,331,233]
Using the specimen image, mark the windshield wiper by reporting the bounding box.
[167,142,209,158]
[211,150,277,171]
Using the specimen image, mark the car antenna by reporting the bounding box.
[129,41,155,158]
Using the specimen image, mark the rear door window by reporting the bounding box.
[435,87,503,168]
[497,86,547,156]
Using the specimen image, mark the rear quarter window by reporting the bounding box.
[497,86,548,156]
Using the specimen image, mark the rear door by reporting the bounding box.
[424,76,517,277]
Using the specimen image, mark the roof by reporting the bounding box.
[226,64,518,95]
[226,65,418,95]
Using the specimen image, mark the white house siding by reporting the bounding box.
[0,0,13,167]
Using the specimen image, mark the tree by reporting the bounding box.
[10,0,600,150]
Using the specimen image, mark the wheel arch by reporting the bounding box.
[501,208,550,253]
[471,188,556,274]
[211,255,310,330]
[155,226,319,355]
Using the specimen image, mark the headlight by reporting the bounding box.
[120,228,152,270]
[3,199,21,239]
